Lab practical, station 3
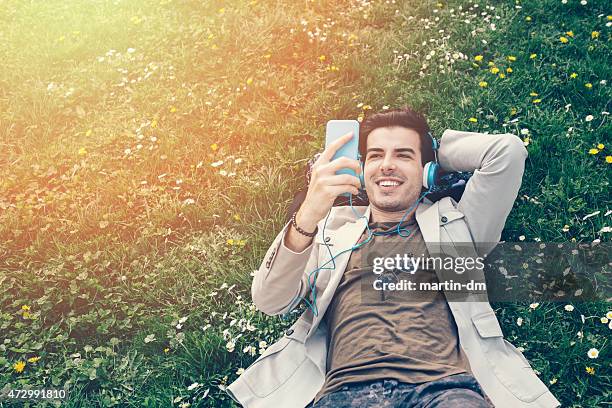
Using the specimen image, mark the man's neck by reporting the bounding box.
[369,205,417,224]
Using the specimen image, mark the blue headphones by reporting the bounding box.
[356,131,440,190]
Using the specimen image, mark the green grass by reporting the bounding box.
[0,0,610,406]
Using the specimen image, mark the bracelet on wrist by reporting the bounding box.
[291,211,318,238]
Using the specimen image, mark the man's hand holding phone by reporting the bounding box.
[284,132,362,252]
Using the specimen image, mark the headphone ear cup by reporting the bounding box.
[422,161,440,189]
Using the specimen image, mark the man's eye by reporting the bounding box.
[399,154,412,158]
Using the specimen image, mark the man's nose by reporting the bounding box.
[380,154,396,172]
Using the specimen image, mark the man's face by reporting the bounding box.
[363,126,424,213]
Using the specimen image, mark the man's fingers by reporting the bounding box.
[320,131,355,163]
[325,184,360,197]
[326,156,362,175]
[324,174,362,189]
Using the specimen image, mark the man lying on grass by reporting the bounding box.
[226,107,561,408]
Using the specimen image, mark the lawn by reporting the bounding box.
[0,0,610,406]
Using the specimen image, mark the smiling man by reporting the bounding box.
[226,107,561,408]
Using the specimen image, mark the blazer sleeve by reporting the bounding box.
[437,129,528,257]
[251,219,318,316]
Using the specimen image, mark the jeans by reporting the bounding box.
[310,373,492,408]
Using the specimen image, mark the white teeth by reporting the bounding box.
[379,180,400,187]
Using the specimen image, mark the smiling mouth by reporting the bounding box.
[376,180,403,191]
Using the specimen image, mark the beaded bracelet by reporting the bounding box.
[290,211,318,237]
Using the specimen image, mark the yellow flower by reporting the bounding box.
[591,31,599,39]
[549,378,558,385]
[233,214,241,221]
[499,73,506,79]
[607,311,612,319]
[246,78,253,85]
[22,311,31,319]
[14,361,26,373]
[479,81,488,88]
[606,156,612,163]
[218,7,225,13]
[468,117,478,123]
[585,366,595,375]
[585,83,592,89]
[525,16,532,21]
[597,143,604,149]
[507,56,517,62]
[530,53,537,59]
[570,72,578,78]
[226,239,234,245]
[565,31,574,37]
[151,119,158,128]
[608,15,612,20]
[532,99,541,104]
[210,143,218,151]
[588,148,599,155]
[510,107,517,115]
[523,137,530,146]
[169,106,177,113]
[78,147,87,156]
[164,348,170,353]
[530,91,538,96]
[474,55,483,62]
[487,61,495,67]
[490,67,500,74]
[85,129,92,137]
[21,305,30,311]
[27,356,41,363]
[601,317,609,324]
[318,55,326,62]
[263,53,271,59]
[506,67,513,73]
[560,36,568,43]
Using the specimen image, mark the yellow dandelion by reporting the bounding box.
[21,305,30,311]
[530,53,537,59]
[164,348,170,353]
[233,214,241,221]
[566,31,574,37]
[585,83,592,89]
[499,73,506,79]
[22,311,31,319]
[210,143,218,151]
[318,55,326,62]
[560,36,568,43]
[532,99,542,104]
[169,106,177,113]
[588,148,599,155]
[608,15,612,20]
[474,55,483,62]
[490,67,500,74]
[479,81,488,88]
[506,67,513,73]
[597,143,604,149]
[507,55,517,62]
[78,147,87,156]
[570,72,578,78]
[488,61,495,67]
[468,117,478,123]
[591,31,599,39]
[606,156,612,163]
[151,119,158,128]
[226,239,234,245]
[246,78,253,85]
[27,356,41,363]
[530,91,539,96]
[585,366,595,375]
[13,361,26,373]
[525,16,532,21]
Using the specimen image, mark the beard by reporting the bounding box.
[369,184,423,213]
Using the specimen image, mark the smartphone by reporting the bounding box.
[325,119,361,197]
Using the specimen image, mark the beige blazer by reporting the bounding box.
[227,129,561,408]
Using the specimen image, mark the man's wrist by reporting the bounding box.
[295,207,319,234]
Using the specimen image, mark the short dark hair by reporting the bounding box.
[358,106,434,165]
